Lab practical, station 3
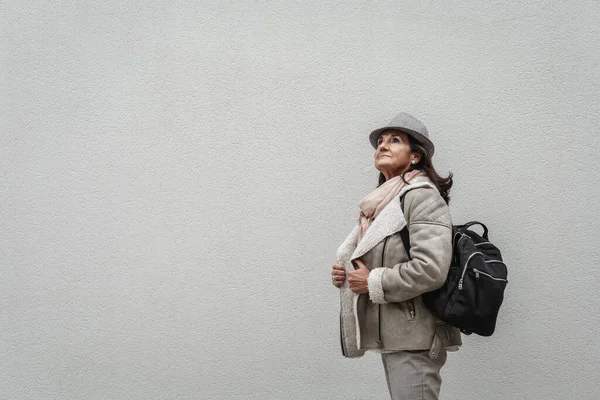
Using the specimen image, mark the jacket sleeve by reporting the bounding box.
[367,187,452,303]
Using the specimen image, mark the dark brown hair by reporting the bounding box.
[377,135,453,204]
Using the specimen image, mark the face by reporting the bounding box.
[374,130,420,180]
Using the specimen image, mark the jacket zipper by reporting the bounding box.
[340,313,347,357]
[377,237,390,349]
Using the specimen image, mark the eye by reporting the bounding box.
[392,137,401,143]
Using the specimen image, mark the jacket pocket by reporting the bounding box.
[406,299,416,320]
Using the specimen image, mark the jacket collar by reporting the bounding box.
[336,180,436,263]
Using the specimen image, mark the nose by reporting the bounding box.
[378,139,389,150]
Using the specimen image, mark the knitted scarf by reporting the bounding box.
[357,170,423,242]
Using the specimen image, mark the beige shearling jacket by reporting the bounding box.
[337,178,462,359]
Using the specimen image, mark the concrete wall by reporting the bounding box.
[2,1,599,399]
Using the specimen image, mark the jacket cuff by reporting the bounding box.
[367,268,388,304]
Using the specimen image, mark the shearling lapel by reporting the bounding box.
[350,181,435,261]
[336,226,359,264]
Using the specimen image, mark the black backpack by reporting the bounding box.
[400,196,508,336]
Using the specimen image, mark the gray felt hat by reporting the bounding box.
[369,112,435,156]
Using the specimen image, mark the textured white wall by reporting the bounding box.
[2,1,599,399]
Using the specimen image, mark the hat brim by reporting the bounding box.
[369,126,435,156]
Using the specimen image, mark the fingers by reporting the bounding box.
[332,276,345,287]
[332,264,346,277]
[332,270,346,279]
[332,271,346,279]
[347,267,369,294]
[331,264,346,287]
[347,269,361,280]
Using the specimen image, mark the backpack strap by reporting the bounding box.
[398,185,435,255]
[399,190,414,254]
[399,225,411,254]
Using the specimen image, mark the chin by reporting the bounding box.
[375,160,392,170]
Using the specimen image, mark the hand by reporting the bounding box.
[331,264,346,288]
[348,259,369,294]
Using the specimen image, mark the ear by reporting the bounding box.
[411,152,421,164]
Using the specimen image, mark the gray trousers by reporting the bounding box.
[381,349,447,400]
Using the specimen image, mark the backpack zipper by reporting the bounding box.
[472,268,507,283]
[377,236,390,349]
[458,252,506,290]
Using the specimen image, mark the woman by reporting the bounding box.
[331,112,461,400]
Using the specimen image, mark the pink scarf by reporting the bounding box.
[357,170,423,242]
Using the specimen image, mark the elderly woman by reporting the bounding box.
[331,112,462,400]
